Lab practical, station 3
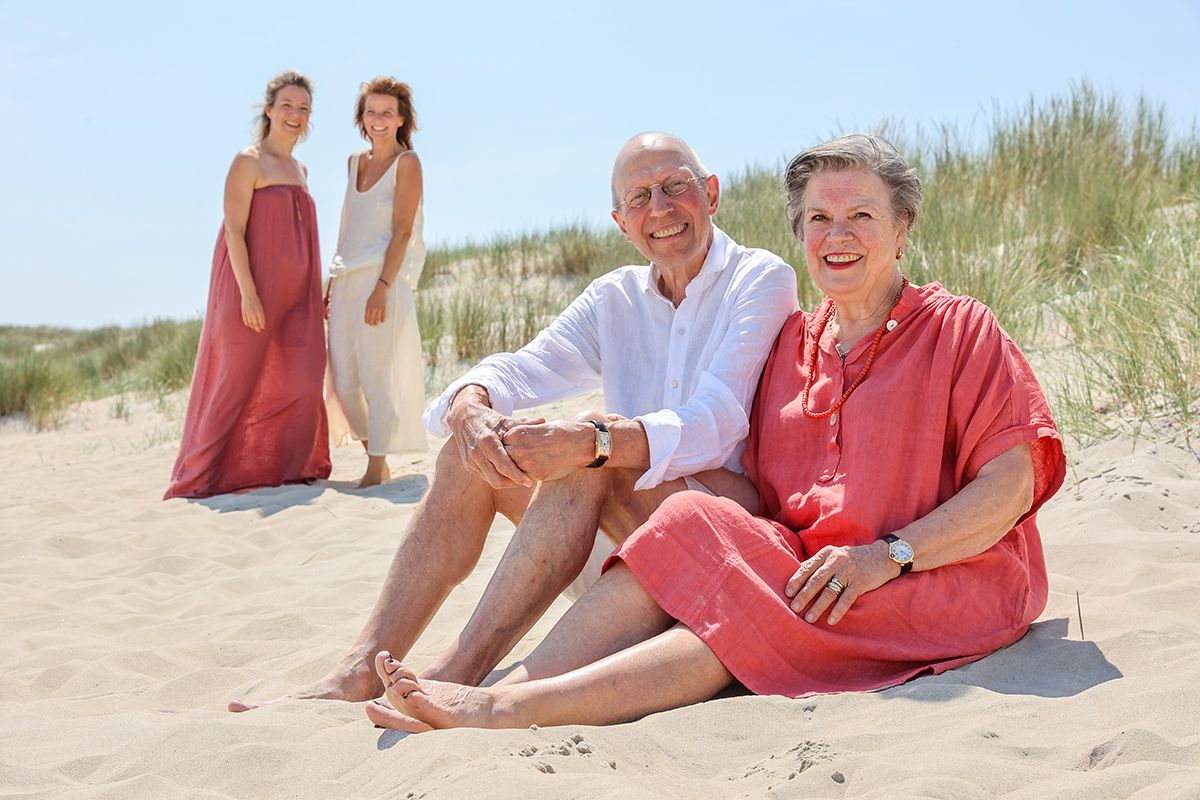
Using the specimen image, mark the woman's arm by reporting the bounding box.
[364,153,423,325]
[222,152,265,332]
[787,442,1035,625]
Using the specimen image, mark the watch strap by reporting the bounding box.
[585,419,610,468]
[883,534,914,575]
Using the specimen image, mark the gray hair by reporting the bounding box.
[611,132,709,210]
[783,133,922,240]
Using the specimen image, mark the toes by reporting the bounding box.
[365,699,434,732]
[392,677,424,701]
[374,652,415,688]
[374,651,393,685]
[227,699,257,713]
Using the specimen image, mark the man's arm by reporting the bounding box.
[422,286,604,437]
[499,413,649,483]
[502,253,798,487]
[633,255,798,490]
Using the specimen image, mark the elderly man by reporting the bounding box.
[228,132,797,713]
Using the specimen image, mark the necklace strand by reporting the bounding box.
[801,277,907,419]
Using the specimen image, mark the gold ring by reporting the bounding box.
[826,577,847,596]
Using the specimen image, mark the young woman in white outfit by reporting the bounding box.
[327,77,427,488]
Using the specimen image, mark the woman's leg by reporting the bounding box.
[371,623,732,731]
[496,560,674,685]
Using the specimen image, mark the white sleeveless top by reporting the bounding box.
[329,151,425,290]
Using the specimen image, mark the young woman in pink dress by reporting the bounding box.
[165,71,331,500]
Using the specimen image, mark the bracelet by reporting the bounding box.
[377,276,391,287]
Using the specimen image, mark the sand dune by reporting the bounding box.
[2,392,1198,798]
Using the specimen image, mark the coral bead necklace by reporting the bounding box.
[801,276,907,420]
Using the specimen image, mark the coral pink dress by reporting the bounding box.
[609,282,1066,697]
[165,184,331,499]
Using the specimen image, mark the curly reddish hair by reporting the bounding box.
[355,77,418,149]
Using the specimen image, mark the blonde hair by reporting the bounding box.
[256,70,313,142]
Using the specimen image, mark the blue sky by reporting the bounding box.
[3,1,1198,328]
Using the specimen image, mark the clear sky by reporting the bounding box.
[3,0,1198,328]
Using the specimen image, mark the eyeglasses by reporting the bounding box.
[617,173,707,211]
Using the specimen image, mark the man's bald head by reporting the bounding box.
[610,132,710,209]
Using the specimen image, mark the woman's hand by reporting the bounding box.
[240,292,266,332]
[785,541,896,625]
[365,283,389,325]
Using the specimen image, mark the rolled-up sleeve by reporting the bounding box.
[423,286,604,436]
[633,259,798,489]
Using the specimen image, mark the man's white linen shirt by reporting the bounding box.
[423,226,798,490]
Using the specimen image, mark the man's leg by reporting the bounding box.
[367,563,729,734]
[418,458,756,687]
[228,438,532,711]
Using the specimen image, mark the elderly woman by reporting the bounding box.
[365,134,1066,731]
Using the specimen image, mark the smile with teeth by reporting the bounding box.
[650,223,687,239]
[824,253,862,264]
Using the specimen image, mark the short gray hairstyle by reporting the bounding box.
[611,132,709,210]
[783,133,922,240]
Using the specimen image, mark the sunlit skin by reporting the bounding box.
[611,136,719,306]
[800,168,908,343]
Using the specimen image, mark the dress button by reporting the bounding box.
[670,379,679,389]
[829,414,838,426]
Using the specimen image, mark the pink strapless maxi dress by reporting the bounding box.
[165,185,331,499]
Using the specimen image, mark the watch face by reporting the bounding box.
[596,430,612,457]
[889,539,914,564]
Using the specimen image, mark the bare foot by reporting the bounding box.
[371,650,502,731]
[364,698,433,732]
[227,657,382,712]
[357,456,390,489]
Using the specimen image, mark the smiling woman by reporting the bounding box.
[164,70,331,500]
[325,77,428,488]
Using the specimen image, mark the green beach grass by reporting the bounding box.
[3,84,1197,441]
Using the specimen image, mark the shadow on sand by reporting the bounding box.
[894,617,1122,701]
[189,473,429,516]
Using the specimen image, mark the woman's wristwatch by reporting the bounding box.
[883,534,914,575]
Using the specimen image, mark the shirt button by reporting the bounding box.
[829,414,838,426]
[677,327,686,335]
[670,379,679,389]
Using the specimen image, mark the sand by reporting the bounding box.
[2,391,1199,799]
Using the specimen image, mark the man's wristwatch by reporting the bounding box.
[883,534,914,575]
[585,420,611,468]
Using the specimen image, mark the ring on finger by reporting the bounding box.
[826,576,847,596]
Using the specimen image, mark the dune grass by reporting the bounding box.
[0,320,201,428]
[4,83,1197,441]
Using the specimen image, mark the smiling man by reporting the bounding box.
[229,132,798,716]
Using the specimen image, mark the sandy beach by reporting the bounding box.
[2,391,1198,799]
